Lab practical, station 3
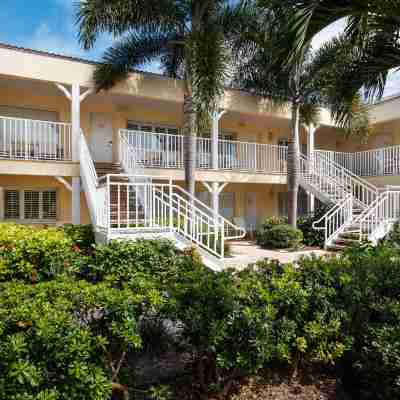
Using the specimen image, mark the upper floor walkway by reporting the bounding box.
[1,113,400,185]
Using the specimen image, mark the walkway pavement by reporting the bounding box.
[224,240,330,269]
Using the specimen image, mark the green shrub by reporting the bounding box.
[258,223,303,249]
[61,224,95,253]
[74,239,190,288]
[383,220,400,247]
[0,224,75,283]
[2,225,400,399]
[256,216,287,247]
[0,277,144,400]
[297,204,332,248]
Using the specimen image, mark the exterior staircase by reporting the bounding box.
[94,162,123,177]
[80,132,246,271]
[300,152,400,250]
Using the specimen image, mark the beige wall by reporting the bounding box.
[188,181,285,223]
[0,175,90,225]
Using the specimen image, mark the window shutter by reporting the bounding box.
[24,191,40,219]
[4,190,20,219]
[42,191,57,220]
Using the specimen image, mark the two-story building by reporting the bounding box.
[0,43,399,268]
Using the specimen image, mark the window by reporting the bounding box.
[127,121,180,136]
[3,189,57,221]
[4,190,20,219]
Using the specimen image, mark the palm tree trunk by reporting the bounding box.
[288,99,301,227]
[183,92,197,197]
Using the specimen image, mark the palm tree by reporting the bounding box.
[233,5,369,227]
[76,0,245,196]
[266,0,400,107]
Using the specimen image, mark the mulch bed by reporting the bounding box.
[229,367,350,400]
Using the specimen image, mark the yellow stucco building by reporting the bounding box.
[0,42,399,263]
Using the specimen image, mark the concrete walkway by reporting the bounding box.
[224,240,330,269]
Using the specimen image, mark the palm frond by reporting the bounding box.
[93,30,173,90]
[76,0,182,49]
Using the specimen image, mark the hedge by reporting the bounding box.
[0,224,399,399]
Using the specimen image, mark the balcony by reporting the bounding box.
[0,116,72,161]
[120,129,288,175]
[317,147,400,177]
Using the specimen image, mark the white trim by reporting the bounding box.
[55,176,72,191]
[55,83,72,101]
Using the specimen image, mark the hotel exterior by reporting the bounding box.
[0,43,399,268]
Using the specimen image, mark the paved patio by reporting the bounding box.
[224,240,330,269]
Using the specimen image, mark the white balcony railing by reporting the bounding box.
[316,145,400,177]
[120,129,288,174]
[0,116,72,161]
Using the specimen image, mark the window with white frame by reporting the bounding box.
[4,189,57,221]
[127,121,180,136]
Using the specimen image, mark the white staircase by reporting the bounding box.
[300,151,400,249]
[80,132,245,271]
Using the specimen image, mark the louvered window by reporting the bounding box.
[42,191,57,219]
[3,189,57,221]
[4,190,20,219]
[24,191,40,219]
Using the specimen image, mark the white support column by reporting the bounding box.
[71,83,81,162]
[211,110,227,170]
[307,124,316,213]
[56,83,93,162]
[72,177,81,225]
[203,181,228,222]
[56,83,93,225]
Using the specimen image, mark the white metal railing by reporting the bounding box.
[120,129,288,174]
[0,116,72,161]
[354,187,400,243]
[313,195,353,247]
[80,132,105,227]
[316,145,400,177]
[104,174,245,259]
[312,151,378,209]
[300,154,348,204]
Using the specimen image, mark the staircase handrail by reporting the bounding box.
[119,129,245,240]
[315,151,378,206]
[170,184,246,240]
[312,194,353,247]
[352,186,400,242]
[300,154,348,200]
[153,189,224,258]
[80,131,99,225]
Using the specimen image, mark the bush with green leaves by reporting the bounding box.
[257,223,303,249]
[0,277,145,400]
[297,204,332,248]
[383,220,400,248]
[74,239,188,288]
[336,244,400,399]
[255,216,287,247]
[61,224,95,253]
[0,223,75,283]
[1,224,400,399]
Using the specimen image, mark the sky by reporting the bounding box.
[1,0,400,97]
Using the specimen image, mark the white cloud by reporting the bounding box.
[26,22,87,58]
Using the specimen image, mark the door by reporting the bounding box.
[90,113,113,162]
[220,192,234,220]
[246,192,257,229]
